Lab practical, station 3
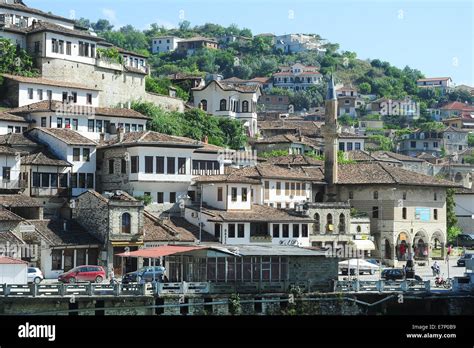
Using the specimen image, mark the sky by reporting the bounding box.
[29,0,474,86]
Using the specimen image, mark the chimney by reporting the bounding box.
[321,75,339,201]
[117,127,124,142]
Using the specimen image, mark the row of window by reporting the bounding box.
[264,181,307,200]
[129,156,187,175]
[339,142,362,151]
[143,192,177,204]
[72,148,91,162]
[314,213,346,233]
[7,126,28,134]
[192,160,220,176]
[88,119,144,134]
[31,172,68,188]
[28,88,93,104]
[272,224,309,238]
[200,99,252,113]
[275,77,320,83]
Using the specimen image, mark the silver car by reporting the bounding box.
[27,267,44,284]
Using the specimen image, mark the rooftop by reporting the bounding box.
[29,127,97,146]
[0,2,75,24]
[26,21,102,41]
[0,195,42,208]
[30,219,101,247]
[101,131,203,149]
[21,149,71,167]
[2,74,100,91]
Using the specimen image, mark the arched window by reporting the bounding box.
[339,213,345,233]
[219,99,227,111]
[121,213,131,234]
[356,225,362,233]
[242,101,249,113]
[200,99,207,111]
[326,213,333,233]
[313,213,320,233]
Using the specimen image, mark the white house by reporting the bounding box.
[0,111,29,134]
[27,127,97,197]
[152,36,183,54]
[192,80,261,137]
[272,63,323,92]
[8,100,149,141]
[275,34,326,54]
[97,131,225,212]
[2,74,100,108]
[0,145,21,190]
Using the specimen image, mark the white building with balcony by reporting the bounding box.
[272,63,323,92]
[192,80,261,137]
[151,36,183,54]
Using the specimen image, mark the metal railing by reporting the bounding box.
[334,280,431,293]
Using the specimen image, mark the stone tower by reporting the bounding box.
[321,75,339,201]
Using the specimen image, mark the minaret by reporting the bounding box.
[321,75,339,202]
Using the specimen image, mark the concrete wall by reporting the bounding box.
[0,264,27,284]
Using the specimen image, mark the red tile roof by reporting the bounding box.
[440,101,474,112]
[0,256,28,265]
[2,74,100,91]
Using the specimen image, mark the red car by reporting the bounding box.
[58,265,105,283]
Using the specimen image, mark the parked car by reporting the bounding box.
[58,265,105,283]
[457,253,474,267]
[381,268,405,281]
[452,234,474,249]
[27,267,43,284]
[122,266,166,284]
[339,259,379,275]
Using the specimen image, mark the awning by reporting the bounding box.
[115,245,238,258]
[351,240,376,251]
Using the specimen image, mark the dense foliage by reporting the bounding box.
[0,38,38,78]
[446,188,461,243]
[131,101,247,149]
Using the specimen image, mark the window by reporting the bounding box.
[264,181,270,200]
[87,93,92,105]
[242,188,248,202]
[52,250,62,270]
[200,100,207,111]
[339,214,345,233]
[56,117,63,128]
[73,148,80,161]
[292,224,299,238]
[433,141,438,148]
[282,224,289,238]
[231,187,238,202]
[62,92,68,102]
[121,213,131,234]
[66,41,71,55]
[131,156,139,173]
[95,120,102,133]
[72,119,78,130]
[272,224,280,238]
[109,159,115,174]
[410,141,416,148]
[145,156,153,173]
[314,213,320,233]
[34,41,40,53]
[434,209,438,220]
[64,118,70,129]
[47,90,52,100]
[327,214,333,230]
[403,192,407,200]
[91,44,96,58]
[70,173,77,188]
[167,157,175,174]
[238,224,245,238]
[219,99,227,111]
[156,157,164,174]
[170,192,176,204]
[84,42,89,57]
[28,88,33,99]
[434,192,437,201]
[242,101,249,113]
[373,191,378,199]
[83,148,90,162]
[372,207,379,219]
[276,182,281,195]
[52,38,58,53]
[121,159,127,174]
[178,158,186,175]
[217,187,223,202]
[347,142,353,151]
[58,40,64,54]
[157,192,164,203]
[78,173,86,188]
[402,207,407,219]
[228,224,235,238]
[37,89,43,100]
[349,191,354,199]
[88,120,94,132]
[41,117,47,127]
[86,174,94,188]
[285,182,290,196]
[355,142,361,150]
[2,167,10,181]
[138,125,144,132]
[302,224,308,237]
[290,183,295,196]
[296,183,301,196]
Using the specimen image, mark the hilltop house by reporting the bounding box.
[416,77,453,94]
[272,63,323,92]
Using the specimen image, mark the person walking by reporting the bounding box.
[431,261,440,277]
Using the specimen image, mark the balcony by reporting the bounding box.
[96,58,123,72]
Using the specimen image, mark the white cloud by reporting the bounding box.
[102,8,118,25]
[142,20,177,31]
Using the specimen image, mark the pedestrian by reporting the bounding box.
[431,261,440,277]
[447,244,452,256]
[109,267,116,285]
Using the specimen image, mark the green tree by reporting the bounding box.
[359,82,371,94]
[0,39,37,77]
[446,188,460,243]
[468,133,474,147]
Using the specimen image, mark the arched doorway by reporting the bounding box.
[413,231,429,259]
[431,231,445,259]
[396,232,410,261]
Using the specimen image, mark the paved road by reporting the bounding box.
[338,255,467,286]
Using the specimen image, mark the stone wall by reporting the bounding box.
[288,256,338,292]
[72,191,109,243]
[96,147,133,194]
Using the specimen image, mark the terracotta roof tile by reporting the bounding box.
[2,74,100,91]
[29,127,96,146]
[102,131,202,148]
[26,21,102,41]
[0,195,42,208]
[21,149,71,167]
[0,256,28,265]
[30,219,101,247]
